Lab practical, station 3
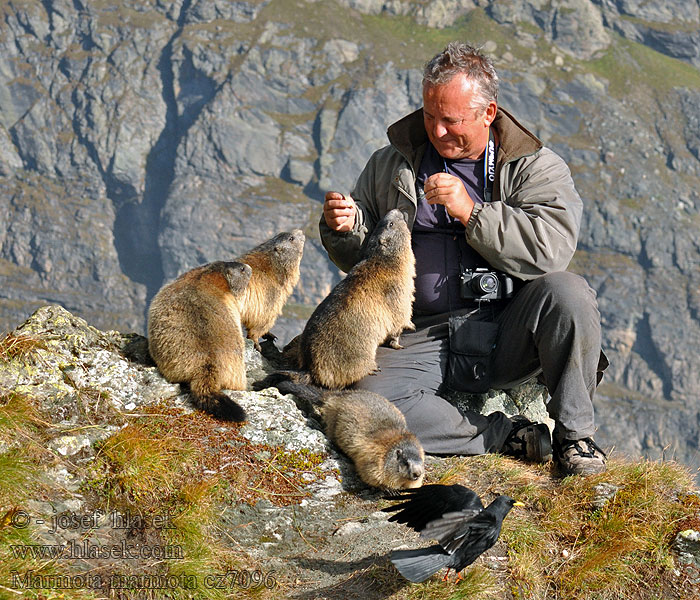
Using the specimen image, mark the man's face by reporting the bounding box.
[422,74,496,160]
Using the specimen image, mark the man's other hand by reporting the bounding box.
[424,173,475,225]
[323,191,357,232]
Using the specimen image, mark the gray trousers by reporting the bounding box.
[353,272,603,455]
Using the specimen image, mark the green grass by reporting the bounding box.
[587,34,700,96]
[503,458,693,599]
[0,405,97,599]
[373,454,699,600]
[0,517,99,600]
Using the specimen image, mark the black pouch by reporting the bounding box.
[447,314,499,394]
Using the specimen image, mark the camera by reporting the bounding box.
[460,268,514,302]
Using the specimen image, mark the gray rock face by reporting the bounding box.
[594,0,700,66]
[1,0,700,475]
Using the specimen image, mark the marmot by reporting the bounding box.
[254,372,424,491]
[298,209,415,388]
[238,229,305,351]
[147,260,252,421]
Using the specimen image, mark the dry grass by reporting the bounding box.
[82,405,326,599]
[90,405,326,508]
[0,392,47,445]
[0,332,46,363]
[418,454,700,600]
[0,392,54,508]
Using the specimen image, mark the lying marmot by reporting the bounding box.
[255,372,424,491]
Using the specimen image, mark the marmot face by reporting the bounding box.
[385,435,425,490]
[254,229,306,276]
[364,209,410,259]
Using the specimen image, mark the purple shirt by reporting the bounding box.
[412,142,492,314]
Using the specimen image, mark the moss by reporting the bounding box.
[586,33,700,96]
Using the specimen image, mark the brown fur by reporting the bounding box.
[238,230,305,350]
[324,391,425,490]
[299,209,415,388]
[147,261,252,421]
[254,374,424,491]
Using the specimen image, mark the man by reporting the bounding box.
[319,42,607,476]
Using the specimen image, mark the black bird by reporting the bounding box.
[383,484,522,583]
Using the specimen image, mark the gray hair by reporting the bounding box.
[423,42,499,113]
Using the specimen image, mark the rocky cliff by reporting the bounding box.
[1,0,699,471]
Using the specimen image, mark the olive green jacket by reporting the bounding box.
[319,107,583,279]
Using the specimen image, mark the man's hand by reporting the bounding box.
[323,191,357,232]
[424,173,475,225]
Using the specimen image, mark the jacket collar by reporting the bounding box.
[386,106,543,165]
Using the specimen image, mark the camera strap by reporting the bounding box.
[484,127,496,203]
[441,127,496,203]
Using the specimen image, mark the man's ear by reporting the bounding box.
[484,101,497,127]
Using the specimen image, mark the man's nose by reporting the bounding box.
[432,120,449,138]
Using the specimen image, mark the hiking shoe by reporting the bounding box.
[554,437,607,476]
[502,416,553,462]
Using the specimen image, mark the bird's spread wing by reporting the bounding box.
[383,484,483,532]
[419,510,481,548]
[389,494,518,581]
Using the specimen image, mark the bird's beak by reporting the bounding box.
[513,501,525,507]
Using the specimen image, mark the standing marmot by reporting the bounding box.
[299,209,415,388]
[254,373,424,491]
[147,260,252,421]
[238,229,305,351]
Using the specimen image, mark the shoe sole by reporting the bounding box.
[531,423,553,462]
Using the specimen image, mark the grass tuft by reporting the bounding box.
[503,459,696,599]
[400,454,699,600]
[80,405,324,598]
[0,332,46,363]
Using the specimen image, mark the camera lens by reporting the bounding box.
[475,273,498,295]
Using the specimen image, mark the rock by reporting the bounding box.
[323,39,361,63]
[675,529,700,583]
[450,380,554,433]
[592,483,621,510]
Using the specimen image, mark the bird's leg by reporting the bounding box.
[442,568,452,582]
[455,571,464,583]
